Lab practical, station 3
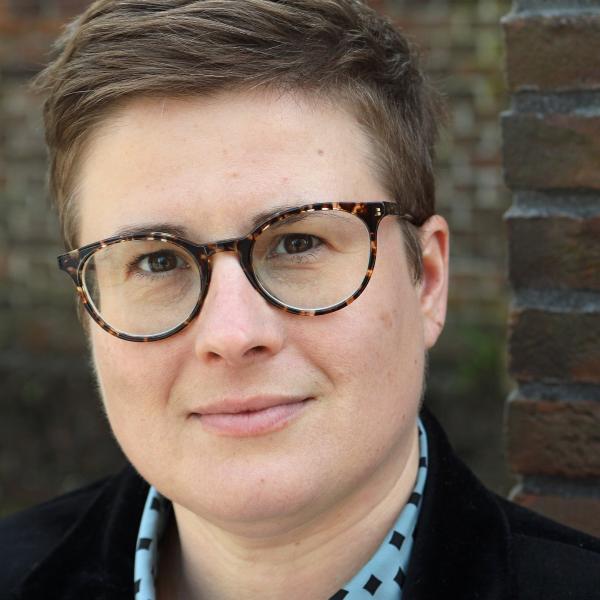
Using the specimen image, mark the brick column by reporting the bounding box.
[502,1,600,537]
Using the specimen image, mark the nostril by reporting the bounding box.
[203,343,271,364]
[207,351,222,362]
[246,345,268,356]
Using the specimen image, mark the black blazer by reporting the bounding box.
[2,408,599,599]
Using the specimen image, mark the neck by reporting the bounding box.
[158,424,419,600]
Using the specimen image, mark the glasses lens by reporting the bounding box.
[252,209,371,310]
[82,239,201,337]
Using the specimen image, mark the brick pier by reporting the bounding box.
[502,0,600,537]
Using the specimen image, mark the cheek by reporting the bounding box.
[297,234,426,419]
[91,329,181,426]
[291,291,423,406]
[285,299,424,496]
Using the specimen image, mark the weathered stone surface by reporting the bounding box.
[509,302,600,384]
[506,394,600,478]
[515,0,600,10]
[503,13,600,91]
[512,90,600,115]
[506,211,600,291]
[503,112,600,190]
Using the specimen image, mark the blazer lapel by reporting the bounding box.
[404,407,512,600]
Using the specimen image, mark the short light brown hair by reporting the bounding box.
[35,0,443,281]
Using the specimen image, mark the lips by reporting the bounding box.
[191,396,313,437]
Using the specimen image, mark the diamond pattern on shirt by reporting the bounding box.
[364,574,382,595]
[394,566,406,588]
[389,531,405,550]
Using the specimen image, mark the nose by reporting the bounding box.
[191,253,285,367]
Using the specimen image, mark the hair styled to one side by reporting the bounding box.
[35,0,444,282]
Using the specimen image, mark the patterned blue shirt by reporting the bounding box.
[134,418,428,599]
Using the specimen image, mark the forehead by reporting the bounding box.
[77,90,388,245]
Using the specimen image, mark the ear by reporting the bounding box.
[417,215,449,350]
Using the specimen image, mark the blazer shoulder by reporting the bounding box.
[495,494,600,599]
[0,477,109,594]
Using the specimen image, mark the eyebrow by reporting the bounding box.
[247,203,303,230]
[113,223,192,238]
[111,203,304,241]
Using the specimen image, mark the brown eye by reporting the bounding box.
[140,252,183,273]
[281,234,319,254]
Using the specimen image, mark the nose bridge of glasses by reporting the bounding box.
[208,238,237,254]
[201,237,246,259]
[199,236,258,301]
[199,237,255,279]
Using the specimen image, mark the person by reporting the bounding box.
[1,1,599,599]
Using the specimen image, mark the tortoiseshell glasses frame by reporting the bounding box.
[58,202,423,342]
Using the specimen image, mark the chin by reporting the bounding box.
[176,478,323,535]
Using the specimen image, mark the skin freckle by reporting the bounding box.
[379,310,393,329]
[384,367,395,385]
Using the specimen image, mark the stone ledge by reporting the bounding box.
[517,381,600,403]
[513,0,600,14]
[512,289,600,312]
[512,90,600,115]
[510,190,600,218]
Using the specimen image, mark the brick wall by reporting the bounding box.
[0,0,512,513]
[502,0,600,537]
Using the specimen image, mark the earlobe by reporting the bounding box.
[418,215,449,350]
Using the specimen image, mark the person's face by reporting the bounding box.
[78,91,448,533]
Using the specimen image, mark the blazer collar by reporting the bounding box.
[404,406,512,599]
[16,407,512,599]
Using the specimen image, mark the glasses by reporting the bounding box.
[58,202,422,342]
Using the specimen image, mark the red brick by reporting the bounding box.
[507,395,600,478]
[503,13,600,91]
[509,306,600,384]
[507,213,600,291]
[511,487,600,538]
[503,112,600,190]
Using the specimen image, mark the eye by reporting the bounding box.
[138,251,187,273]
[274,234,322,255]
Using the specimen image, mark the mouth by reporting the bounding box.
[191,396,314,437]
